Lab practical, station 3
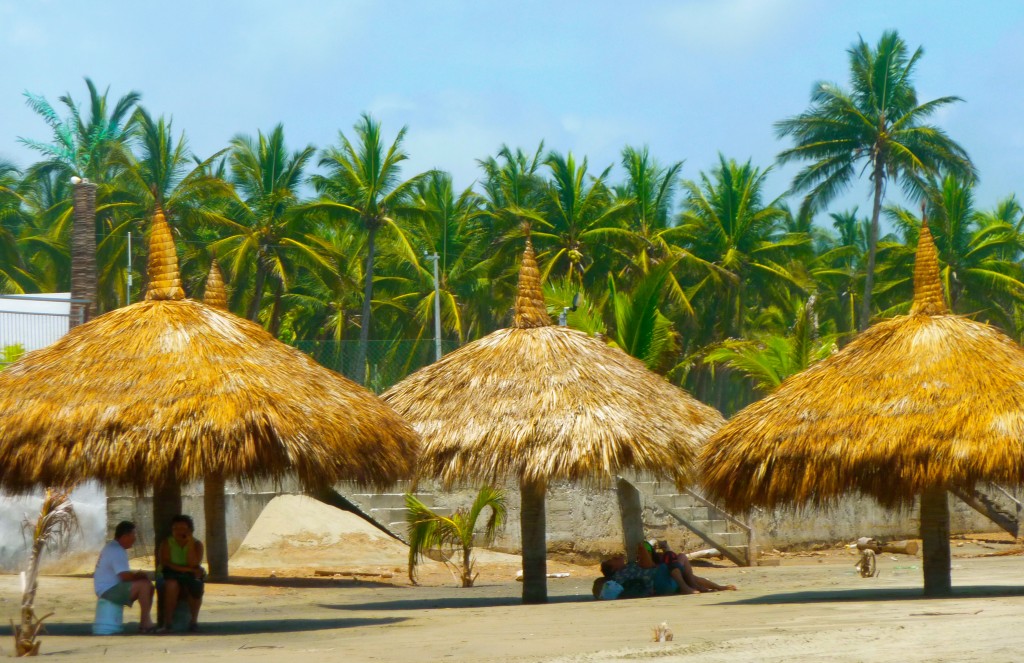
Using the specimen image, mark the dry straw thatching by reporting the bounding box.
[0,210,417,493]
[383,238,723,489]
[700,218,1024,594]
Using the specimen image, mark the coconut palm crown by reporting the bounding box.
[0,209,418,492]
[700,216,1024,594]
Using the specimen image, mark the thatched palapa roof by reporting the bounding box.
[383,236,723,488]
[700,219,1024,511]
[0,210,417,491]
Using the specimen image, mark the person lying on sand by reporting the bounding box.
[594,541,736,599]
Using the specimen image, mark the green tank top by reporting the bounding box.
[166,537,189,566]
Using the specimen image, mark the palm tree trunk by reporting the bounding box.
[151,481,181,627]
[920,487,952,596]
[462,545,473,587]
[247,264,267,322]
[269,279,284,337]
[152,482,182,556]
[859,168,884,331]
[354,222,378,385]
[520,480,547,604]
[71,180,97,324]
[204,474,228,579]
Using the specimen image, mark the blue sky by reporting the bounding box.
[2,0,1023,217]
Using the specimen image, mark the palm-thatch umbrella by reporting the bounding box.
[701,218,1024,595]
[201,258,230,577]
[0,211,418,576]
[383,237,724,603]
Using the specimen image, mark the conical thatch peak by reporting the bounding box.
[910,215,948,316]
[144,208,185,301]
[513,236,550,329]
[204,259,228,310]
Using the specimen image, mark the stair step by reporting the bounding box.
[350,493,436,510]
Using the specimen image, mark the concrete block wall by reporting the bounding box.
[106,479,1024,563]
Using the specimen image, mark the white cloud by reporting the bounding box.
[649,0,807,53]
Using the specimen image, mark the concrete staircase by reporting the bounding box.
[953,483,1023,538]
[630,478,756,566]
[335,480,452,543]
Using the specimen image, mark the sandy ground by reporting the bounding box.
[3,535,1024,662]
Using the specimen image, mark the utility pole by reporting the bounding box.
[126,231,133,305]
[425,252,443,362]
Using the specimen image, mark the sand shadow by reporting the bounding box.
[321,592,595,611]
[213,575,398,590]
[1,616,407,637]
[716,585,1024,605]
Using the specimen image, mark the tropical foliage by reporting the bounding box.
[0,31,1019,416]
[405,486,506,587]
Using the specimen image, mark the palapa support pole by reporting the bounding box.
[203,258,230,580]
[145,207,187,612]
[914,214,953,596]
[203,474,228,579]
[520,479,548,604]
[920,487,952,596]
[616,477,645,563]
[515,234,552,604]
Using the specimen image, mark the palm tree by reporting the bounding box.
[885,176,1024,327]
[406,486,506,587]
[679,155,804,341]
[606,260,680,372]
[476,143,549,313]
[806,208,870,335]
[614,145,683,270]
[401,170,489,343]
[535,151,633,288]
[677,155,806,412]
[775,30,975,330]
[308,113,428,384]
[19,78,140,320]
[115,108,234,303]
[216,124,316,333]
[704,297,837,394]
[0,161,41,293]
[14,489,77,656]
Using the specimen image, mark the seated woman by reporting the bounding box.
[157,514,205,632]
[597,541,735,599]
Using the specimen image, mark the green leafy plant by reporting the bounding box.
[3,345,25,365]
[406,486,506,587]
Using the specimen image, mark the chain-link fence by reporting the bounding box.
[293,339,461,392]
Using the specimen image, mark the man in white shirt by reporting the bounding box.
[94,521,155,632]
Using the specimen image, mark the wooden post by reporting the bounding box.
[920,487,952,596]
[204,475,228,579]
[616,477,645,562]
[520,480,548,604]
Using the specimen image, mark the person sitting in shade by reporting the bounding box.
[596,541,736,599]
[94,521,156,632]
[156,514,206,633]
